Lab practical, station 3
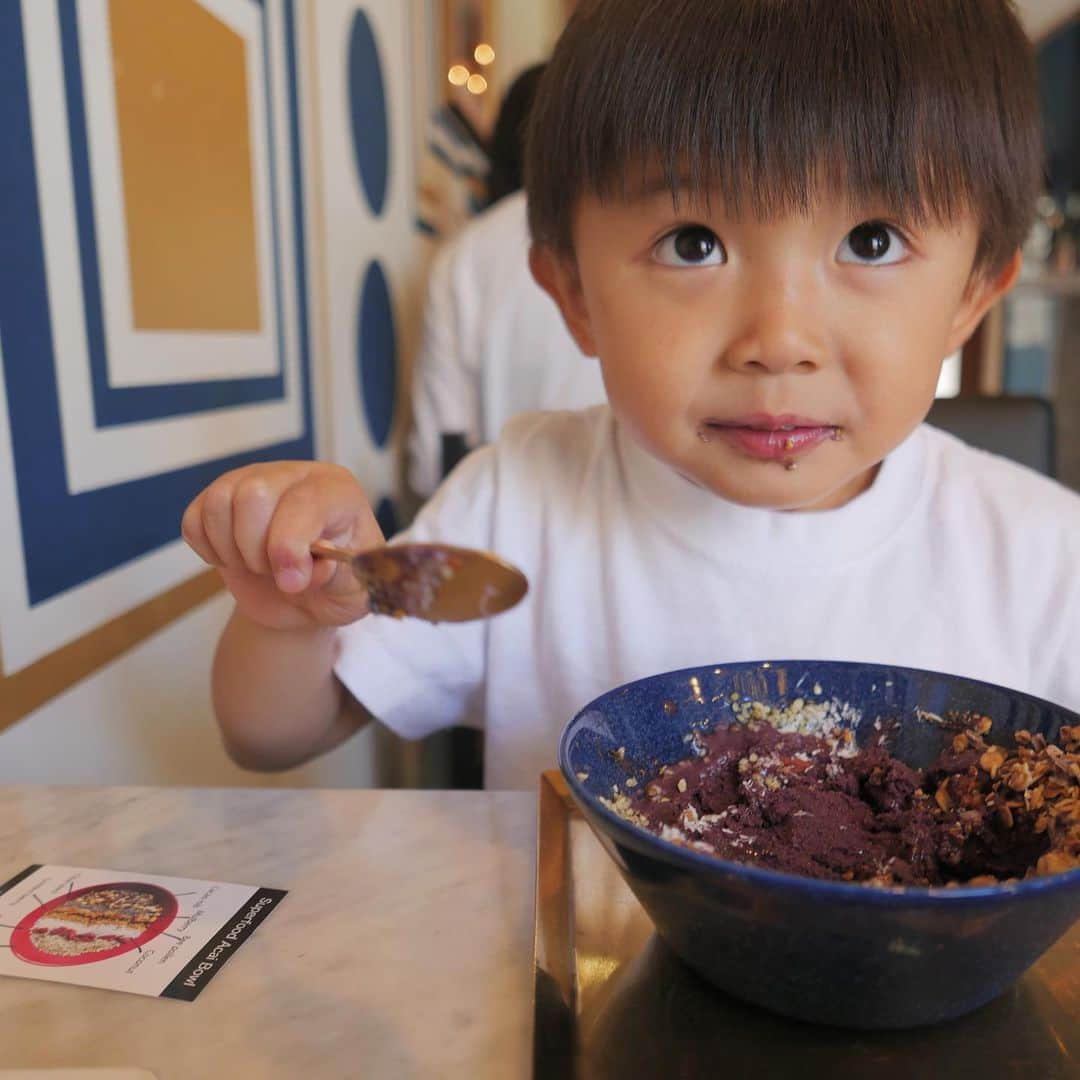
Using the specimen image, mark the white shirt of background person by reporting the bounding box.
[407,190,608,498]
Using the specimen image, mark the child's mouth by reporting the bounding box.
[702,414,841,462]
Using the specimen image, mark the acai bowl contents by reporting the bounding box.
[602,701,1079,887]
[559,661,1080,1028]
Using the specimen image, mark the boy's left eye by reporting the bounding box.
[837,222,908,266]
[653,226,726,267]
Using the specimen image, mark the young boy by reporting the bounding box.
[183,0,1080,789]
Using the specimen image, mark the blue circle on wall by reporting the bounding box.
[357,260,397,449]
[375,496,400,540]
[347,11,389,216]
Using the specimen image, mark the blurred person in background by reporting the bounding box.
[407,62,607,499]
[414,95,489,242]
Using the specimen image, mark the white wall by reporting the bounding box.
[0,595,377,788]
[493,0,564,92]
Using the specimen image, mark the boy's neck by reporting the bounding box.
[675,461,884,512]
[795,462,882,512]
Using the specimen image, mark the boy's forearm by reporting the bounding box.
[211,607,369,771]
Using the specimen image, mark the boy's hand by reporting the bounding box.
[181,462,383,631]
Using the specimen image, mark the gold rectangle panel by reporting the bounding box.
[109,0,261,332]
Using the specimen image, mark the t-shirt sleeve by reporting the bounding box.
[406,243,481,498]
[334,444,496,740]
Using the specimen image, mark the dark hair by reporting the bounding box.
[525,0,1042,275]
[487,63,547,206]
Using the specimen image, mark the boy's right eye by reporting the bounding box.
[653,226,726,268]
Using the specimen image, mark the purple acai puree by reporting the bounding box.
[366,547,460,618]
[623,722,1050,886]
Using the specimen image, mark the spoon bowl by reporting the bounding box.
[311,540,528,623]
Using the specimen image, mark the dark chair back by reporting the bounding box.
[926,396,1057,478]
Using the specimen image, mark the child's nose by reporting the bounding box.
[720,292,826,375]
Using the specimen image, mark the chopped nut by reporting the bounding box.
[1000,760,1049,792]
[677,777,688,794]
[935,780,953,812]
[979,746,1007,778]
[1037,850,1079,876]
[1046,776,1073,798]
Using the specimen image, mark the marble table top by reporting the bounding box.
[0,786,536,1078]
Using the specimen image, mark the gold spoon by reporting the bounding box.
[310,540,528,623]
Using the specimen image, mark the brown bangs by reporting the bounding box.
[526,0,1042,274]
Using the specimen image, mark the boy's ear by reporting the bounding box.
[529,245,598,356]
[944,250,1022,355]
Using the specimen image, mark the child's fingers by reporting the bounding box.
[184,464,301,573]
[264,483,326,593]
[199,479,245,570]
[265,468,374,594]
[180,494,217,566]
[183,463,376,597]
[231,474,281,576]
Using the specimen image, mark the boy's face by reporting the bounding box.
[532,186,1018,510]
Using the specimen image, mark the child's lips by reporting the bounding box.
[705,415,839,461]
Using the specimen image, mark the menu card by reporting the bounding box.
[0,864,285,1001]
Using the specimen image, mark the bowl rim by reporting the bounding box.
[558,658,1080,906]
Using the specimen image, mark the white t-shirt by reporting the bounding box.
[407,190,608,497]
[338,406,1080,790]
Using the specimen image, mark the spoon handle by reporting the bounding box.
[310,540,356,564]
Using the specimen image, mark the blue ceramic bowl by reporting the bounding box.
[559,660,1080,1029]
